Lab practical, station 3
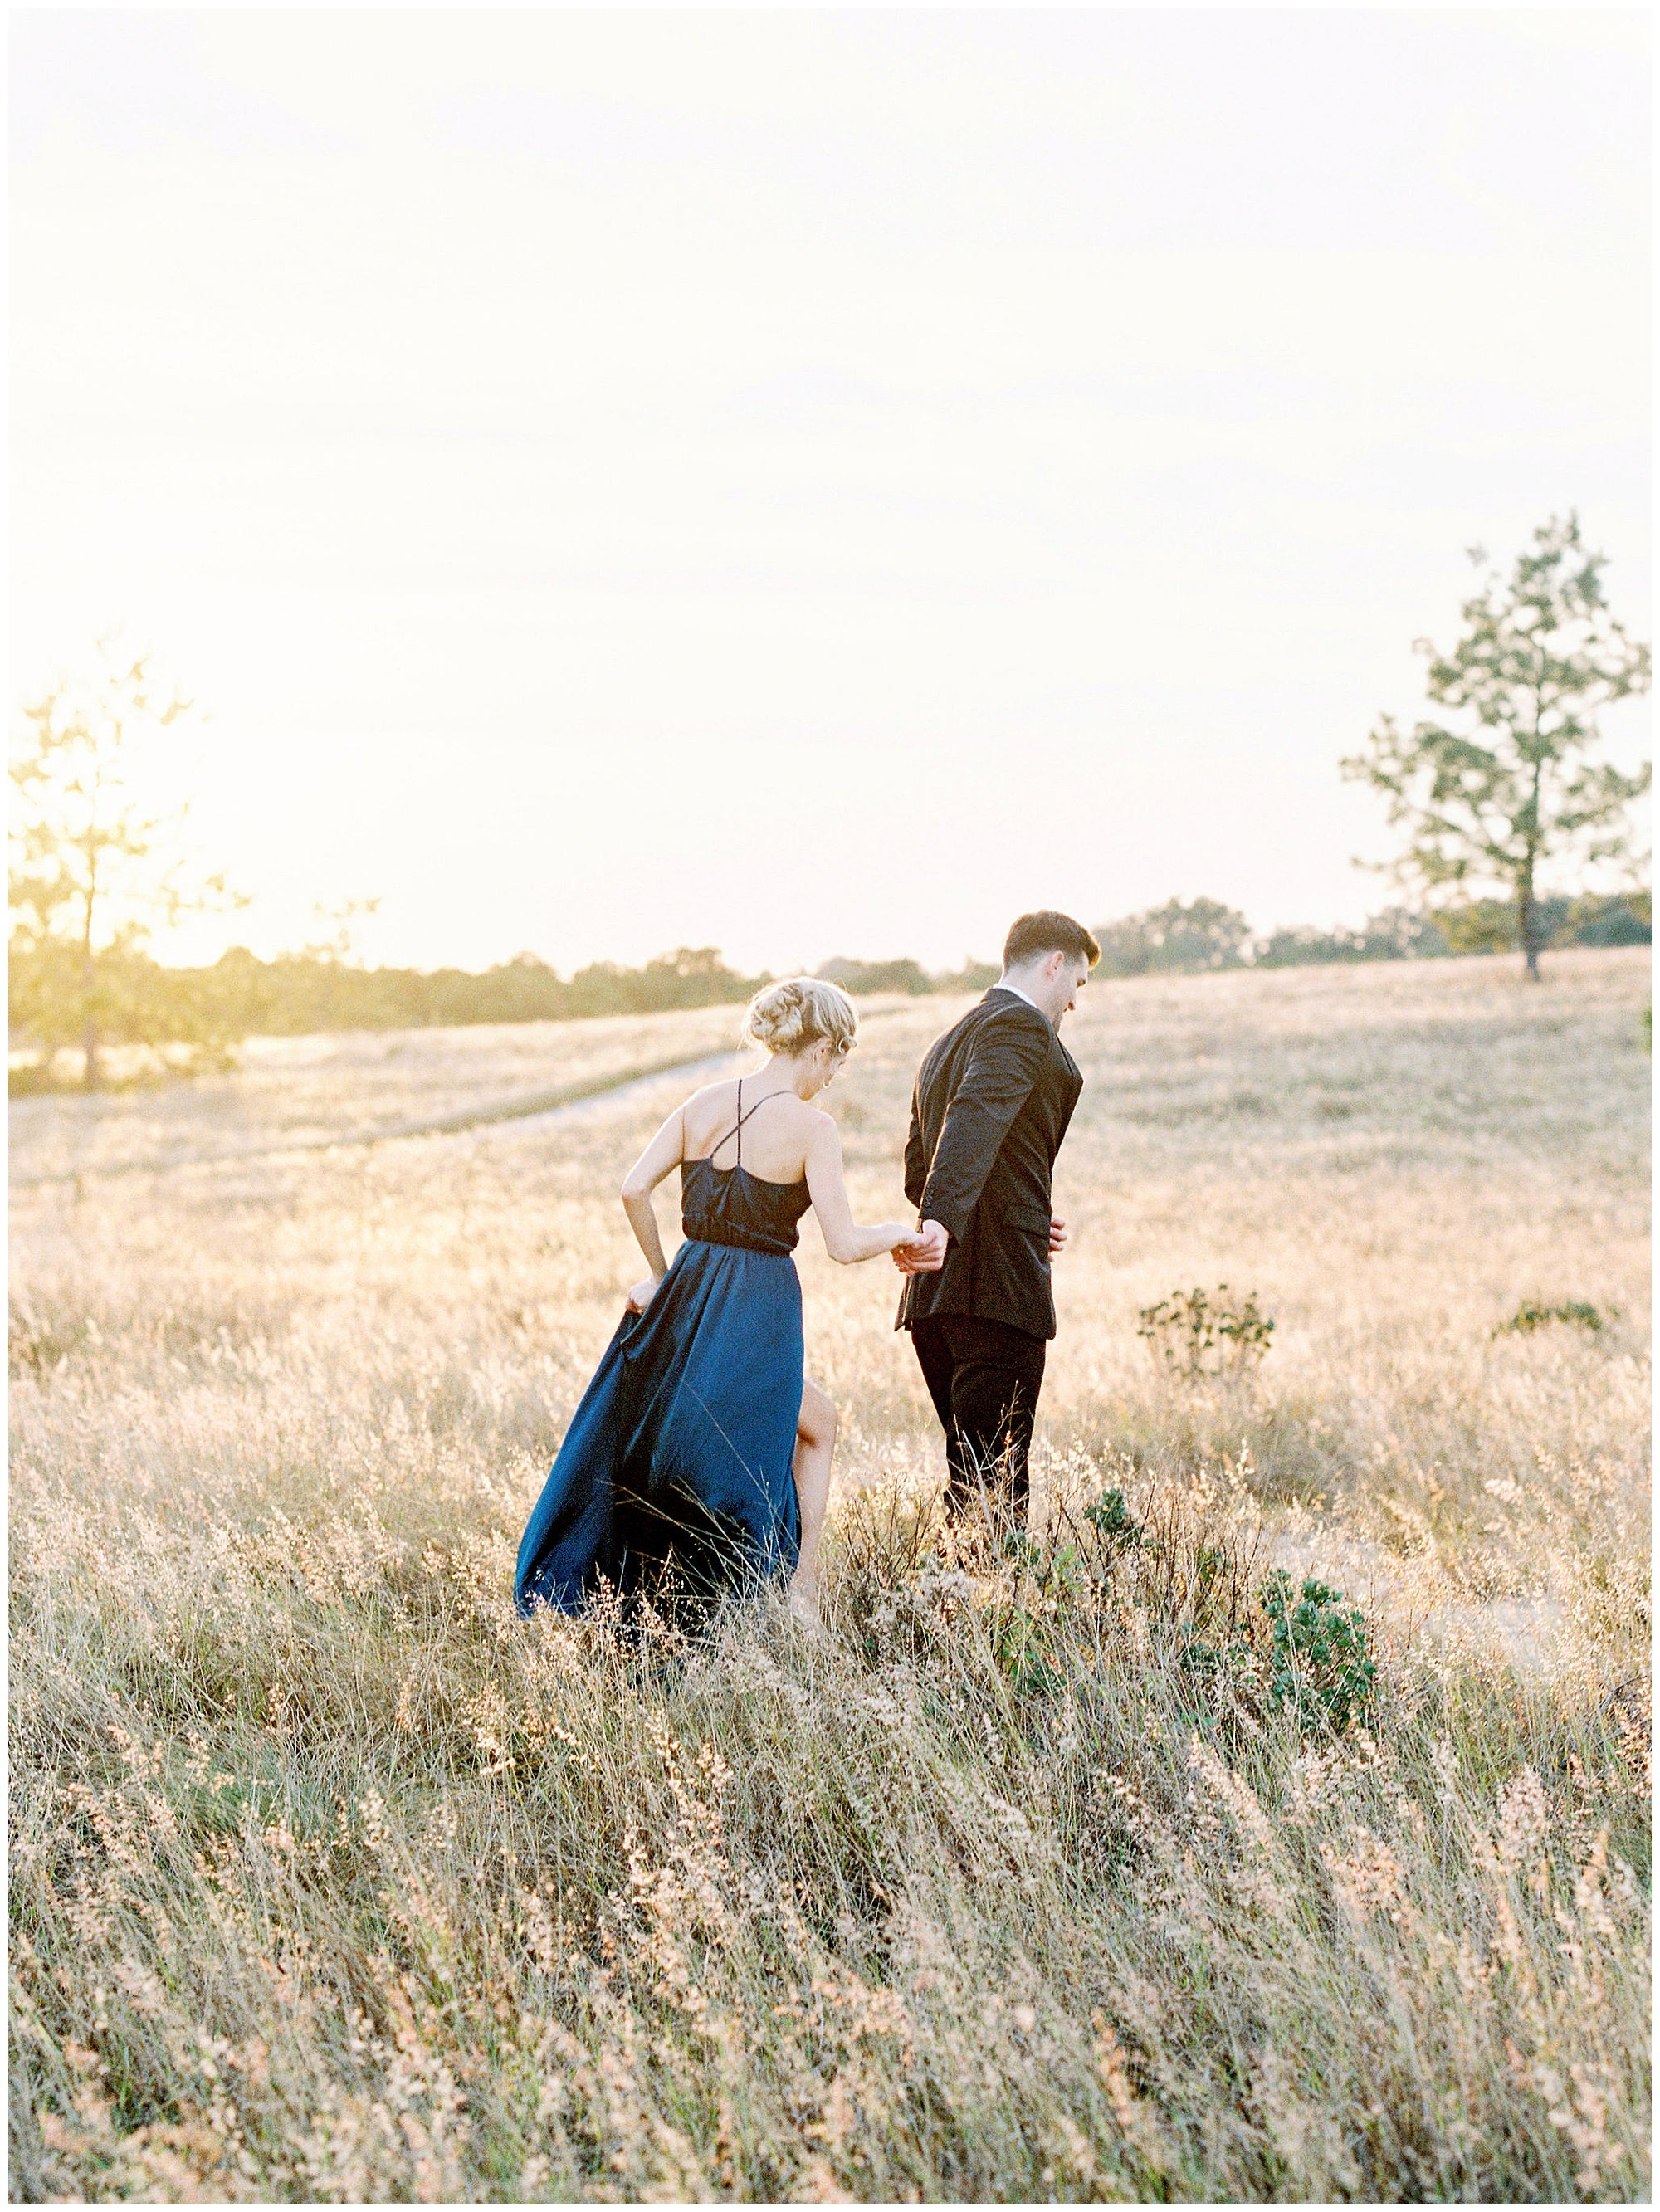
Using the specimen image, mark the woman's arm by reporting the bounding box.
[804,1116,925,1267]
[619,1105,687,1282]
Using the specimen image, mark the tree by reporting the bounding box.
[818,955,935,996]
[9,636,242,1086]
[1252,906,1452,968]
[1092,896,1252,978]
[1342,514,1650,980]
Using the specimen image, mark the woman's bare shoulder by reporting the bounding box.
[742,1089,823,1143]
[681,1077,739,1114]
[769,1091,827,1123]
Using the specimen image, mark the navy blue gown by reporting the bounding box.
[515,1087,813,1618]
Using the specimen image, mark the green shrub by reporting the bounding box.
[1137,1285,1274,1380]
[1259,1570,1376,1731]
[1496,1299,1608,1337]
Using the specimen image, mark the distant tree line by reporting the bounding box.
[7,941,775,1087]
[206,940,772,1033]
[816,955,999,998]
[10,516,1648,1086]
[1101,890,1648,977]
[821,888,1648,999]
[9,892,1649,1091]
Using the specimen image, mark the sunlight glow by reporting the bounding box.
[11,10,1650,974]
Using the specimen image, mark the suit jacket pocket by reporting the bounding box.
[999,1202,1053,1234]
[999,1212,1053,1281]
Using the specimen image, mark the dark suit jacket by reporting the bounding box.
[895,987,1084,1341]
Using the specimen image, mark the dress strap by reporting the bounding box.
[712,1079,782,1166]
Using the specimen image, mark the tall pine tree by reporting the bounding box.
[1344,515,1649,979]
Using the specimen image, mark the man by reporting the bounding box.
[894,911,1099,1521]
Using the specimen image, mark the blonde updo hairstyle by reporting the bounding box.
[742,975,858,1060]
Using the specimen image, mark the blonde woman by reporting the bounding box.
[515,978,939,1623]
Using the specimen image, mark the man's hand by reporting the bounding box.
[1048,1214,1068,1257]
[892,1219,949,1275]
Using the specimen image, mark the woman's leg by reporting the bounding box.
[789,1375,837,1617]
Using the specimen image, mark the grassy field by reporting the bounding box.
[9,948,1651,2200]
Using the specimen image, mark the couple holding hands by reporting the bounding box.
[514,910,1100,1622]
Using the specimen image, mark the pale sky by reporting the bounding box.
[10,8,1651,976]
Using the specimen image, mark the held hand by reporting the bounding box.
[893,1219,949,1274]
[625,1275,661,1314]
[1048,1214,1068,1257]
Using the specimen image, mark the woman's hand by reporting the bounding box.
[625,1276,661,1314]
[892,1222,948,1273]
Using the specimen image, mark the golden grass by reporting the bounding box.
[9,948,1650,2200]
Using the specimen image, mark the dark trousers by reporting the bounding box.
[910,1313,1047,1520]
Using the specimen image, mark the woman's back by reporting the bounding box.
[681,1078,818,1188]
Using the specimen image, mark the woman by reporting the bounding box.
[514,977,936,1624]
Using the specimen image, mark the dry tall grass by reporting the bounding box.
[10,950,1650,2200]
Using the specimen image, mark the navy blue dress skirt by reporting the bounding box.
[514,1146,813,1616]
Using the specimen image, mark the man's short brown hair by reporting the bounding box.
[1003,911,1101,969]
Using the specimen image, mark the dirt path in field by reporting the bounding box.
[449,1052,742,1143]
[12,1004,929,1191]
[10,1047,744,1190]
